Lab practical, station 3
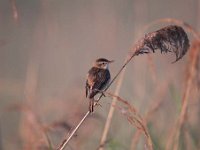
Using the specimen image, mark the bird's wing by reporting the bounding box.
[85,74,90,98]
[93,69,110,90]
[87,68,110,98]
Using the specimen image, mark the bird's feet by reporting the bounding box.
[95,89,106,97]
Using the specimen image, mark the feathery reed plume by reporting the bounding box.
[133,25,189,62]
[99,25,189,150]
[143,18,200,150]
[57,24,190,150]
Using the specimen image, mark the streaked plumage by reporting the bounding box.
[86,58,113,112]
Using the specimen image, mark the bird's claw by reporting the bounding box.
[102,92,106,97]
[96,102,102,107]
[97,89,106,97]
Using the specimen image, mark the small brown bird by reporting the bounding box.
[86,58,114,112]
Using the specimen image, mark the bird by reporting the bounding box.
[86,58,114,112]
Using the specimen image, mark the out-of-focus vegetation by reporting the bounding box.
[0,0,200,150]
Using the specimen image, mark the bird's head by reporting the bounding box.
[94,58,114,69]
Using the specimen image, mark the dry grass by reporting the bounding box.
[56,23,191,150]
[130,82,169,150]
[105,92,153,150]
[2,3,200,149]
[99,57,127,150]
[96,91,155,150]
[166,41,200,150]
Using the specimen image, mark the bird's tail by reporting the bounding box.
[89,98,94,112]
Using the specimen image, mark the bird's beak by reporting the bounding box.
[108,60,114,63]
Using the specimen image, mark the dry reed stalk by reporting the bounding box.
[19,59,52,149]
[18,1,53,148]
[57,111,90,150]
[194,46,200,91]
[105,92,153,150]
[98,57,127,150]
[9,104,53,149]
[173,41,200,150]
[57,25,189,150]
[99,24,189,149]
[57,53,138,150]
[143,18,200,150]
[130,82,168,150]
[166,43,200,150]
[19,59,40,150]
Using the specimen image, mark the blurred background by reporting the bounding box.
[0,0,199,149]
